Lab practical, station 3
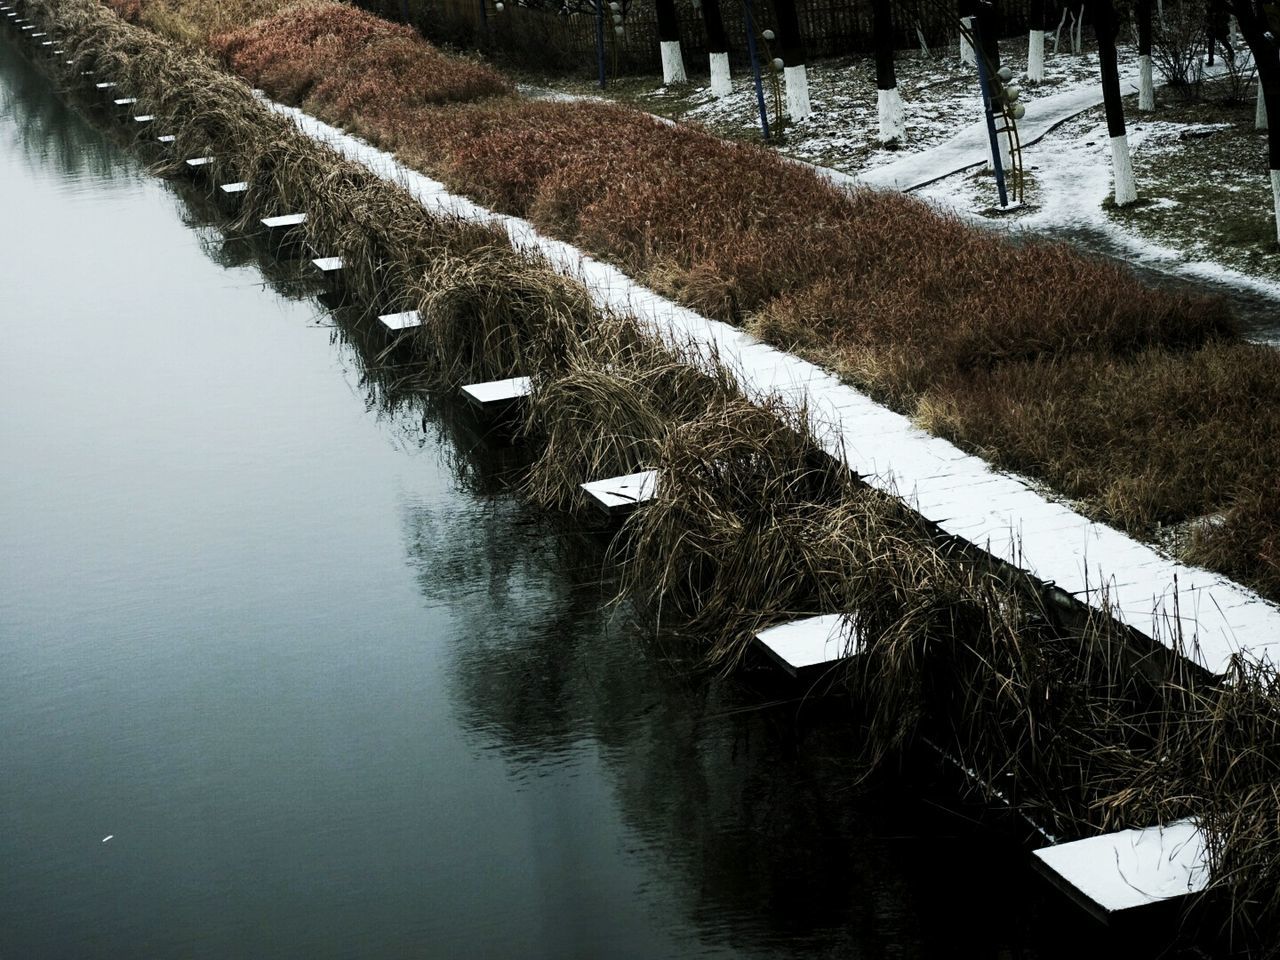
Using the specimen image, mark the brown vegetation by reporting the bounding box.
[194,1,1279,600]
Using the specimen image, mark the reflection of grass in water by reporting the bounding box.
[1106,91,1278,280]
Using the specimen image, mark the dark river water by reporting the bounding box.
[0,35,1196,960]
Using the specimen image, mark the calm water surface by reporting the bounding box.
[1,37,1177,960]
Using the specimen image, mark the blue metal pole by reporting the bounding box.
[595,0,607,89]
[742,0,770,141]
[971,17,1008,208]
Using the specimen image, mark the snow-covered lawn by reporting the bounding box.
[521,36,1138,173]
[518,40,1279,323]
[915,81,1280,314]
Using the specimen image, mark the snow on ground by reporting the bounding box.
[521,40,1280,329]
[576,36,1141,176]
[914,99,1280,335]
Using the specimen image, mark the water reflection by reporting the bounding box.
[0,38,133,183]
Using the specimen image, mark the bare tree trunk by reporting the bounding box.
[959,0,977,64]
[702,0,732,96]
[973,3,1009,170]
[1228,0,1280,242]
[1094,0,1137,204]
[655,0,687,84]
[774,0,811,119]
[872,0,904,140]
[1028,0,1046,80]
[1137,0,1155,109]
[977,0,1002,70]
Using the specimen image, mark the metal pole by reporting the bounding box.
[742,0,770,141]
[971,17,1008,208]
[595,0,607,89]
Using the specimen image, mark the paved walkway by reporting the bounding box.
[852,68,1141,192]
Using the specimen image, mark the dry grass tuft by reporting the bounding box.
[522,318,741,514]
[212,3,511,110]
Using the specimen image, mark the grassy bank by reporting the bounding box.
[100,0,1279,601]
[20,0,1280,951]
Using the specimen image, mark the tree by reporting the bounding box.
[701,0,732,96]
[655,0,688,84]
[1028,0,1046,81]
[959,0,977,63]
[1093,0,1138,203]
[873,0,905,139]
[773,0,812,119]
[1137,0,1156,109]
[1224,0,1280,241]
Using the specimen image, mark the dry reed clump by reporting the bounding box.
[299,168,501,310]
[520,319,742,514]
[620,397,873,665]
[397,244,600,389]
[212,3,511,111]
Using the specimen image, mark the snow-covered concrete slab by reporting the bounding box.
[460,376,532,412]
[218,181,248,195]
[267,97,1280,678]
[311,256,343,274]
[132,114,154,123]
[1033,819,1209,918]
[377,310,421,331]
[754,613,860,676]
[184,156,213,168]
[580,470,657,517]
[260,212,306,230]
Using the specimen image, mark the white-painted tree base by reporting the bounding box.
[1271,170,1280,244]
[1027,30,1045,81]
[986,131,1012,174]
[877,86,905,142]
[659,40,687,86]
[1258,79,1268,130]
[959,16,975,65]
[1138,55,1155,110]
[784,64,811,120]
[1110,133,1138,206]
[709,51,731,97]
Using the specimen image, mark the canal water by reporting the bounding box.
[0,37,1185,960]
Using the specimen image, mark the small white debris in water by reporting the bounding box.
[102,835,113,843]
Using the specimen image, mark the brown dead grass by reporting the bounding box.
[213,3,511,109]
[151,0,1280,599]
